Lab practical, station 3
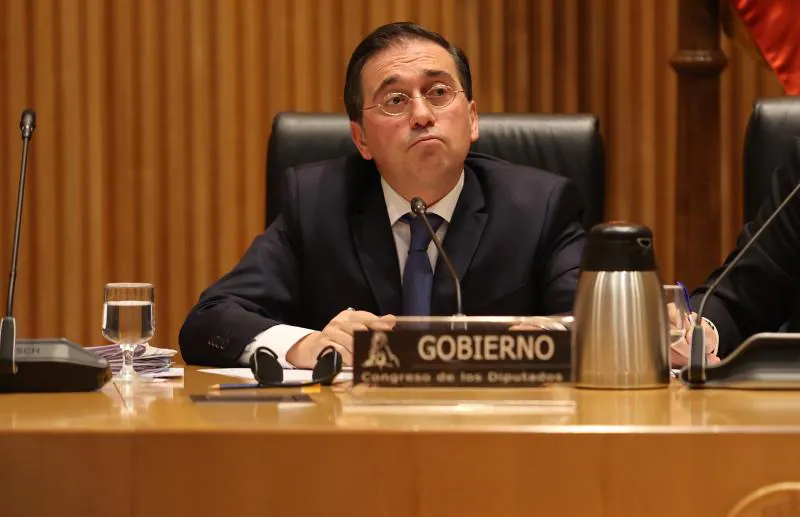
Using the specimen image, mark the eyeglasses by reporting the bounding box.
[249,345,343,387]
[363,84,465,116]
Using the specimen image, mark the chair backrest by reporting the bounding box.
[743,97,800,223]
[266,112,605,229]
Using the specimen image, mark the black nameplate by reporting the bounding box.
[353,329,571,387]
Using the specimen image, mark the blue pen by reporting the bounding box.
[676,281,694,312]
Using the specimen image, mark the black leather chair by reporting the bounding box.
[265,112,605,229]
[743,97,800,223]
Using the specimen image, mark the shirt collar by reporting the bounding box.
[380,170,465,226]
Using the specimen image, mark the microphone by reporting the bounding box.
[20,109,35,140]
[0,109,111,392]
[410,197,464,316]
[687,175,800,386]
[0,110,36,373]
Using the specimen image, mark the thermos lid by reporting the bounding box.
[580,222,658,272]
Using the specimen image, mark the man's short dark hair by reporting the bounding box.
[343,22,473,123]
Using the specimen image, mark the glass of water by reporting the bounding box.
[663,284,690,346]
[102,283,155,382]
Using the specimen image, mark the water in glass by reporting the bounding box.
[102,283,155,382]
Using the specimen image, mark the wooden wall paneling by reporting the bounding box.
[608,0,635,225]
[136,0,163,348]
[504,0,530,113]
[557,0,580,113]
[460,0,482,100]
[84,0,110,345]
[188,0,214,299]
[31,0,60,338]
[163,1,191,351]
[531,0,555,112]
[291,0,315,111]
[59,0,88,341]
[655,1,679,282]
[242,0,268,240]
[109,0,136,288]
[314,0,340,113]
[480,0,506,112]
[1,0,33,338]
[670,0,726,291]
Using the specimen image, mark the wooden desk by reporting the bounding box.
[2,367,800,517]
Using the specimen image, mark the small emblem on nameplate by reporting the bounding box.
[353,329,571,387]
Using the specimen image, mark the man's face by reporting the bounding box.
[350,39,479,201]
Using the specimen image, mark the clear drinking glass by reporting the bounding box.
[102,283,155,382]
[663,284,690,346]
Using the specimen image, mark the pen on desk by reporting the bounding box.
[209,382,261,390]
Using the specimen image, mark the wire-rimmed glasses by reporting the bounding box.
[363,84,464,116]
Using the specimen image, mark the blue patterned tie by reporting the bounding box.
[401,212,445,316]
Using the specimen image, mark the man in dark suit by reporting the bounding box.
[686,139,800,359]
[179,22,586,368]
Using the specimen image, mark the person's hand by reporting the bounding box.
[508,316,568,331]
[286,309,395,368]
[668,304,720,367]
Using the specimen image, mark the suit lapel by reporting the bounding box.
[431,167,488,315]
[350,164,403,315]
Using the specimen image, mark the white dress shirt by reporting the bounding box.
[238,172,465,368]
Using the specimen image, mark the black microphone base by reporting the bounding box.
[0,337,112,393]
[680,332,800,389]
[0,317,17,374]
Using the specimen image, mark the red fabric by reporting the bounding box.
[730,0,800,95]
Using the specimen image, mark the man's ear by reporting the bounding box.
[468,101,479,143]
[350,121,373,160]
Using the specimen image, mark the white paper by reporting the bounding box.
[141,367,184,379]
[198,367,255,380]
[198,367,352,383]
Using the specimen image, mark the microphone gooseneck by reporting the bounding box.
[2,109,37,375]
[688,175,800,386]
[409,196,464,316]
[6,109,36,318]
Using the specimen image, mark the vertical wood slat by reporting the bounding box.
[0,0,788,352]
[241,0,266,242]
[188,0,213,298]
[84,0,109,344]
[163,1,190,352]
[532,0,554,112]
[214,0,240,275]
[59,0,86,340]
[138,0,161,337]
[109,0,135,284]
[637,1,657,233]
[31,0,59,337]
[2,0,32,337]
[656,1,679,282]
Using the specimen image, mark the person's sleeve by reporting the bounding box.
[178,167,307,367]
[537,178,587,315]
[237,325,315,368]
[691,140,800,358]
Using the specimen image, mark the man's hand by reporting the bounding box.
[286,309,396,368]
[668,303,720,367]
[508,316,568,331]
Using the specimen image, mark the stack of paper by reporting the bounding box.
[86,344,178,375]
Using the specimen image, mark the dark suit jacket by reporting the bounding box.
[692,140,800,358]
[179,152,587,366]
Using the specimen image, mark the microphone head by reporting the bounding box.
[410,197,427,216]
[19,109,36,139]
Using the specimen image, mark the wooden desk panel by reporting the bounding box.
[2,368,800,517]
